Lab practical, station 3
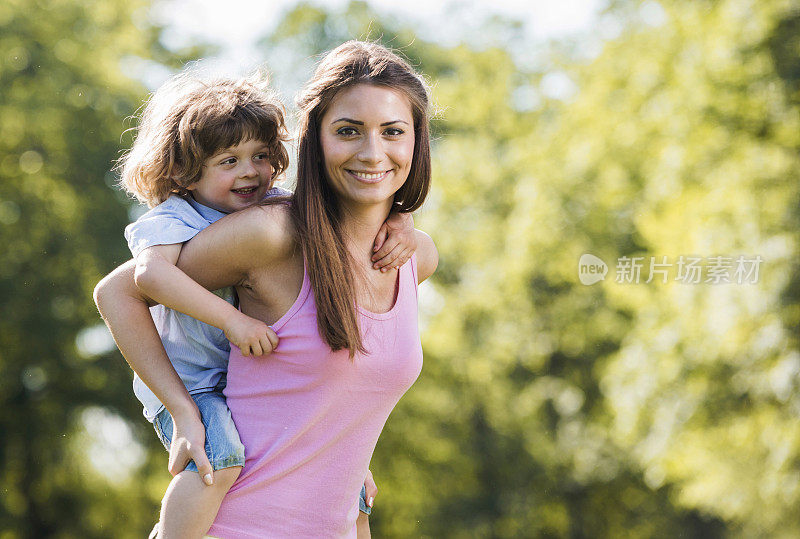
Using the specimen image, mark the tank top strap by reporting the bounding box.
[269,258,312,333]
[408,253,418,300]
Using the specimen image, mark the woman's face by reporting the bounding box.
[319,84,415,210]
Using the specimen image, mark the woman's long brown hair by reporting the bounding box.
[292,41,432,357]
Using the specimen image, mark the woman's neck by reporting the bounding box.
[338,199,393,262]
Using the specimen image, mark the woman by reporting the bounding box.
[97,41,437,537]
[176,41,436,536]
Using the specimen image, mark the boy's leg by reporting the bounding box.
[356,511,371,539]
[153,386,246,538]
[356,483,372,539]
[159,466,242,539]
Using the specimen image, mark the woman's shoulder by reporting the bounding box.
[414,230,438,283]
[201,204,296,263]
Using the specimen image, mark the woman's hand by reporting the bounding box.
[372,213,416,272]
[363,469,378,509]
[224,312,279,357]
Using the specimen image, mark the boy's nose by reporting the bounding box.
[240,161,258,177]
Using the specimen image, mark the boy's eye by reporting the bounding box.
[220,157,236,165]
[336,126,359,136]
[254,153,268,161]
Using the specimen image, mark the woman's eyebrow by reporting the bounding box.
[331,118,410,126]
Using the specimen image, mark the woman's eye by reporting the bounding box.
[337,126,358,136]
[384,128,404,136]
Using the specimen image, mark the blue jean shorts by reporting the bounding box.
[152,383,245,472]
[359,484,372,515]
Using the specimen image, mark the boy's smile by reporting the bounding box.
[188,138,274,213]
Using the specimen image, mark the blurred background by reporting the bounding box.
[1,0,799,536]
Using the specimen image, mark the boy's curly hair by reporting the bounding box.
[117,70,290,208]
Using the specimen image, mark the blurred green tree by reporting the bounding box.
[573,2,800,535]
[417,0,799,536]
[0,0,196,536]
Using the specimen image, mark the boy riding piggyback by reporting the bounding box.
[102,70,415,538]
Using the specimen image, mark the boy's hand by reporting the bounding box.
[169,410,214,486]
[224,312,279,357]
[364,469,377,509]
[372,212,416,272]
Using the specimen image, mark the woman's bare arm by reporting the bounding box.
[176,204,294,290]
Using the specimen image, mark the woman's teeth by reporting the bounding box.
[351,171,385,180]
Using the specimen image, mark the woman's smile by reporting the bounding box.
[347,169,392,183]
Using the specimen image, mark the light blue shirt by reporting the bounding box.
[124,188,291,421]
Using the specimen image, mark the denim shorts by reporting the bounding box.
[152,383,245,472]
[359,484,372,515]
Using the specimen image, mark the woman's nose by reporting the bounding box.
[357,133,383,164]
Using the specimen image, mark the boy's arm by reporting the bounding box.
[93,261,215,484]
[134,244,278,357]
[371,212,416,272]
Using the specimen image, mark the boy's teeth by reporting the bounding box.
[233,187,257,193]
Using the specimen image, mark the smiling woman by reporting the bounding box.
[93,40,437,539]
[167,41,439,537]
[321,84,415,210]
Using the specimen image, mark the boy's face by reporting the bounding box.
[187,138,274,213]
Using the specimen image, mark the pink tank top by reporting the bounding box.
[208,256,423,538]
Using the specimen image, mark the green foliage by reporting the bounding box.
[584,2,800,534]
[417,0,798,536]
[0,0,174,536]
